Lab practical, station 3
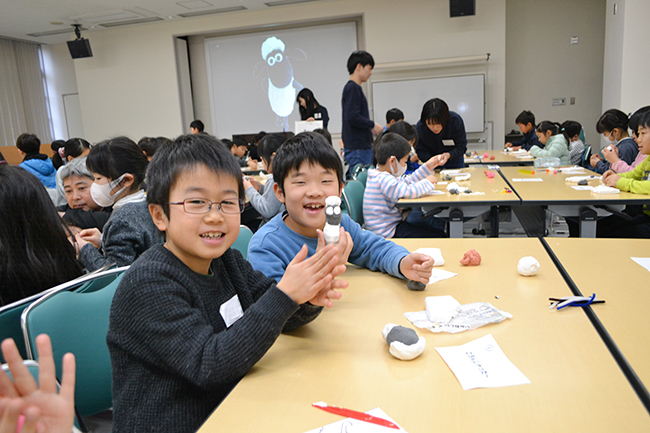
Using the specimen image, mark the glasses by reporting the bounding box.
[169,198,245,215]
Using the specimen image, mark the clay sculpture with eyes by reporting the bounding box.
[324,196,342,245]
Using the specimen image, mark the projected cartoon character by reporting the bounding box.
[254,36,306,130]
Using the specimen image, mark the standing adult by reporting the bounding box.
[341,51,383,177]
[415,98,467,169]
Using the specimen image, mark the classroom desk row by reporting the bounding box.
[199,238,650,433]
[397,166,650,238]
[464,149,535,167]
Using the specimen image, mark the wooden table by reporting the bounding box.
[465,149,535,166]
[397,167,520,237]
[544,238,650,406]
[198,238,650,432]
[498,166,650,237]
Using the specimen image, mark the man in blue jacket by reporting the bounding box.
[16,133,56,188]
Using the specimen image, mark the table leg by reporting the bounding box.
[449,208,464,238]
[490,206,499,237]
[579,207,597,238]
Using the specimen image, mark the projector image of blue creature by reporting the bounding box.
[254,36,306,131]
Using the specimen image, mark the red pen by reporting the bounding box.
[312,401,400,430]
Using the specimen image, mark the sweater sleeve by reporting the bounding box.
[379,165,434,200]
[447,116,468,163]
[616,158,650,194]
[344,216,409,278]
[78,214,146,271]
[245,184,283,220]
[415,122,434,162]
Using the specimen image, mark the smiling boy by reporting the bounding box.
[248,131,434,286]
[107,134,347,433]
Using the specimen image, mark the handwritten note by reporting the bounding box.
[435,334,530,390]
[304,408,407,433]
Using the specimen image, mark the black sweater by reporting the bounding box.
[107,245,321,433]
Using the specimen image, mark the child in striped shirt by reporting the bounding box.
[363,132,446,238]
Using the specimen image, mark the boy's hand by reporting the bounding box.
[372,122,383,136]
[504,142,512,148]
[590,154,603,167]
[242,175,253,190]
[399,253,434,284]
[602,171,621,187]
[424,155,441,170]
[277,244,347,307]
[602,145,620,163]
[410,153,419,163]
[247,159,258,170]
[316,228,353,266]
[78,228,101,248]
[510,146,521,151]
[425,173,438,185]
[249,177,262,191]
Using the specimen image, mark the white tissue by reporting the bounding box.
[591,185,620,194]
[517,256,540,276]
[425,295,461,323]
[413,248,445,267]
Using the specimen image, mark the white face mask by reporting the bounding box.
[607,131,619,146]
[90,174,126,208]
[390,158,407,178]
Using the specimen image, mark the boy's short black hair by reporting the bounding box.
[515,110,535,126]
[387,121,418,146]
[347,50,374,75]
[374,132,412,165]
[629,106,650,134]
[313,128,332,145]
[637,108,650,131]
[258,133,286,164]
[190,120,204,132]
[272,132,344,194]
[386,108,404,124]
[232,137,248,150]
[15,133,40,154]
[420,98,450,127]
[147,134,244,219]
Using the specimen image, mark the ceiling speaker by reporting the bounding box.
[450,0,476,17]
[67,39,93,59]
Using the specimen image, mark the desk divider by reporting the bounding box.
[539,237,650,415]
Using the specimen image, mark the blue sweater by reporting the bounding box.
[248,212,409,282]
[415,112,467,169]
[593,137,638,174]
[19,154,56,188]
[511,128,544,151]
[341,80,374,150]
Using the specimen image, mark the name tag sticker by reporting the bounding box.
[220,295,244,328]
[443,139,455,147]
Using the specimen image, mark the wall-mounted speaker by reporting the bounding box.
[450,0,476,17]
[67,39,93,59]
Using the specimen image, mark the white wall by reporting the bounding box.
[41,43,79,140]
[618,0,650,113]
[506,0,606,145]
[66,0,506,144]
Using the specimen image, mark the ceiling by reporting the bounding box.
[0,0,323,45]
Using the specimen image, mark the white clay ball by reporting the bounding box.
[518,256,540,276]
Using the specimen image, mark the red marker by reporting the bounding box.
[312,402,400,430]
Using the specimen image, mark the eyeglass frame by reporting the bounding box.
[168,198,245,215]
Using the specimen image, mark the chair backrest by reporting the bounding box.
[21,271,126,418]
[232,225,254,259]
[354,170,368,187]
[342,180,365,225]
[581,145,592,166]
[0,266,126,363]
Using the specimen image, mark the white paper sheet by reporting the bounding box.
[511,178,543,182]
[304,407,407,433]
[435,334,530,390]
[425,190,446,195]
[571,186,593,191]
[426,268,458,284]
[631,257,650,273]
[413,247,445,267]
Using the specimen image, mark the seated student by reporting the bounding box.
[387,121,420,174]
[0,150,5,162]
[53,137,92,208]
[15,133,56,189]
[249,131,266,161]
[364,133,445,238]
[415,98,467,169]
[589,109,638,174]
[230,137,256,169]
[297,88,329,129]
[248,132,435,286]
[138,136,170,161]
[529,121,571,165]
[560,120,585,165]
[107,133,347,433]
[505,110,544,151]
[58,157,111,232]
[243,133,286,227]
[0,335,76,433]
[601,106,650,174]
[0,164,82,306]
[50,140,67,170]
[598,110,650,238]
[385,108,404,129]
[75,137,163,272]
